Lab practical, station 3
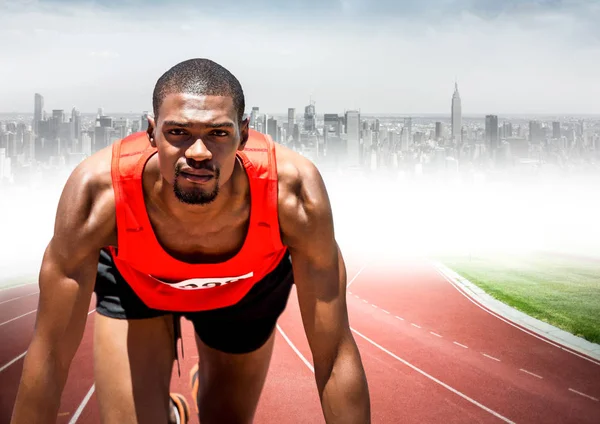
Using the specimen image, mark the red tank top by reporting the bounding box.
[107,129,288,312]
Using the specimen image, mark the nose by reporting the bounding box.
[185,137,212,162]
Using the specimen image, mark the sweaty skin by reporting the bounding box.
[10,93,371,423]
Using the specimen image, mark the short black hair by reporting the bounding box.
[152,58,245,122]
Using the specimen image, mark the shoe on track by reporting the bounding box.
[189,363,199,414]
[169,392,190,424]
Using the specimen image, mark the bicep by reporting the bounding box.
[34,163,113,350]
[281,161,350,364]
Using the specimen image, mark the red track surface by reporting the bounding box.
[1,258,599,423]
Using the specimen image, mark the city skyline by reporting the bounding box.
[1,1,599,114]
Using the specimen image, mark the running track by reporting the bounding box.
[1,257,599,423]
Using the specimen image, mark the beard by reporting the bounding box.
[173,162,221,205]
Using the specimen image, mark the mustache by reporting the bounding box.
[175,160,220,176]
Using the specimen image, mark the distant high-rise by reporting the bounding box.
[304,103,316,132]
[435,122,443,141]
[552,121,561,139]
[287,108,295,134]
[345,110,360,167]
[267,117,278,142]
[250,107,259,129]
[451,82,462,141]
[485,115,499,151]
[34,93,44,135]
[141,111,150,131]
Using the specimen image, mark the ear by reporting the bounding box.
[238,118,250,151]
[147,115,157,147]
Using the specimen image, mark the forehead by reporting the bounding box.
[158,92,236,125]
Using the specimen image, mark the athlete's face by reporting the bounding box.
[148,93,248,205]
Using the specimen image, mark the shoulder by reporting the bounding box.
[274,143,333,246]
[53,144,116,248]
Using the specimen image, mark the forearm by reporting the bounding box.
[11,339,71,423]
[317,340,371,424]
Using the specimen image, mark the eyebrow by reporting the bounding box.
[163,120,235,128]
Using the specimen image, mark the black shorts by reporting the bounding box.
[94,249,294,355]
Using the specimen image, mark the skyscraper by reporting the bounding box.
[451,82,462,141]
[304,102,315,132]
[34,93,44,135]
[345,110,360,167]
[287,108,295,135]
[485,115,499,152]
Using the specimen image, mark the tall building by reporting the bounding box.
[345,110,360,167]
[71,107,81,151]
[435,122,443,141]
[141,111,150,131]
[552,121,561,139]
[451,82,462,141]
[34,93,44,135]
[304,102,316,132]
[250,107,259,129]
[485,115,499,152]
[267,117,278,142]
[287,108,295,134]
[529,121,543,143]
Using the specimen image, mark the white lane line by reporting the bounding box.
[382,310,390,315]
[0,309,37,327]
[411,323,421,329]
[0,351,27,373]
[0,309,96,374]
[0,282,36,291]
[362,299,368,303]
[371,304,378,309]
[68,384,95,424]
[433,266,600,366]
[348,291,352,294]
[430,332,443,338]
[568,388,599,402]
[0,291,39,306]
[482,353,501,362]
[395,316,404,321]
[354,295,360,299]
[347,265,367,288]
[519,369,543,379]
[276,324,314,373]
[351,328,515,423]
[454,342,469,349]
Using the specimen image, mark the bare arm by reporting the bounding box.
[11,154,115,424]
[279,154,371,423]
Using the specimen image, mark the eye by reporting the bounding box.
[211,130,229,137]
[168,129,187,136]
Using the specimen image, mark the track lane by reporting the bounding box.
[0,290,98,424]
[0,283,38,303]
[347,263,600,423]
[278,286,507,423]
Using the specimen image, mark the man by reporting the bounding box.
[11,58,371,424]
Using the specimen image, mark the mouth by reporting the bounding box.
[180,171,215,184]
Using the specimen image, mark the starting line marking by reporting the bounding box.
[453,342,469,349]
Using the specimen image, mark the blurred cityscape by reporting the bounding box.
[1,83,600,189]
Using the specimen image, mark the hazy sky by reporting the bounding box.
[1,0,599,115]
